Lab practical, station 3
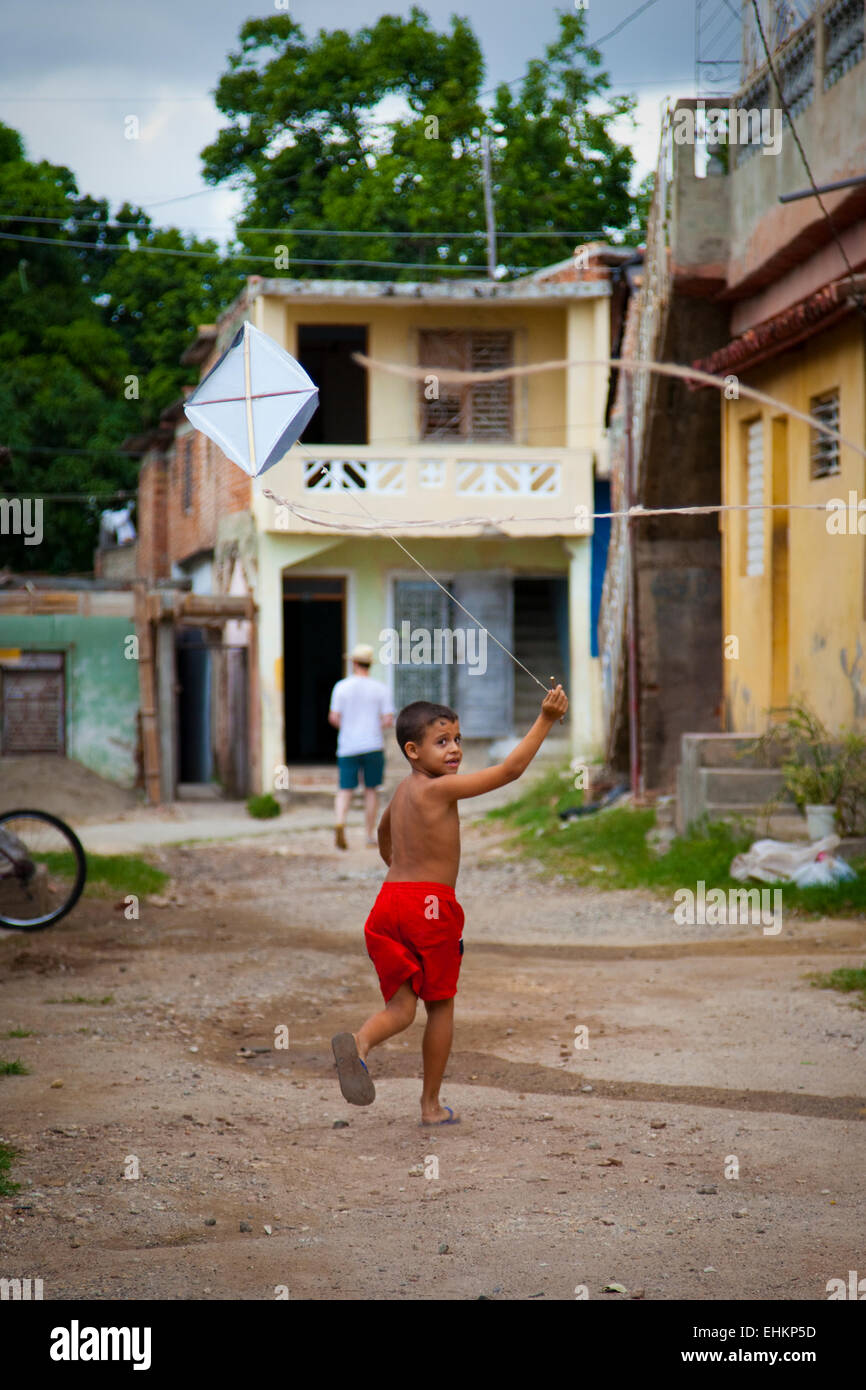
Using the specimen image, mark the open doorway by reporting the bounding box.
[512,578,569,730]
[176,628,212,783]
[297,325,368,445]
[283,575,345,763]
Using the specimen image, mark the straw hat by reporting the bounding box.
[348,643,375,665]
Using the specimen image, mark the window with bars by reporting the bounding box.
[743,418,765,577]
[418,330,513,440]
[810,389,840,477]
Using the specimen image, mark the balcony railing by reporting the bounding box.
[738,0,863,100]
[302,455,562,497]
[258,444,591,539]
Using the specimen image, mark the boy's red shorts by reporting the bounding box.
[364,881,465,1003]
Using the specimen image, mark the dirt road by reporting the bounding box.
[1,810,864,1301]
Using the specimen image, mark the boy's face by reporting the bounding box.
[408,717,462,776]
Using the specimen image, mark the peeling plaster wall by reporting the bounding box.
[0,614,140,786]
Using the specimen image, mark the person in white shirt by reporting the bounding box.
[328,643,395,850]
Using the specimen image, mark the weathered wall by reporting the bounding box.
[635,295,729,790]
[0,612,140,786]
[723,316,866,732]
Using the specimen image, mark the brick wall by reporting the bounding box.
[172,429,250,569]
[136,448,169,581]
[137,419,251,581]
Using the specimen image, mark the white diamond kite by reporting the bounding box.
[182,320,319,478]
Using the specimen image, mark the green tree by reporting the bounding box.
[0,124,241,571]
[201,6,647,280]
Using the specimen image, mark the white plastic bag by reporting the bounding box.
[790,855,857,887]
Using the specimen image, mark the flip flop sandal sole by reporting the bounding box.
[331,1032,376,1105]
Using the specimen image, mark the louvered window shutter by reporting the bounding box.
[419,330,513,440]
[451,572,513,736]
[745,420,765,578]
[468,331,513,439]
[392,581,453,709]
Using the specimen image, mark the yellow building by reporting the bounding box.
[220,262,619,784]
[689,0,866,738]
[721,316,865,731]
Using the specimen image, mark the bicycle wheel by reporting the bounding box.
[0,810,87,931]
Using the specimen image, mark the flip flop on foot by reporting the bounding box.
[332,1032,375,1105]
[420,1105,460,1127]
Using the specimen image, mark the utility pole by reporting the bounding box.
[624,371,642,800]
[481,133,497,279]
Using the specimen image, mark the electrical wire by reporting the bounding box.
[749,0,866,320]
[0,211,607,240]
[0,231,516,273]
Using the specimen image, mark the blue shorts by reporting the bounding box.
[338,751,384,791]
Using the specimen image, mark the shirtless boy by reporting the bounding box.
[331,683,569,1125]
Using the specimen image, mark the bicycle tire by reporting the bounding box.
[0,809,87,931]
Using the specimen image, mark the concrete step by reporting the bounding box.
[681,732,779,768]
[698,766,790,806]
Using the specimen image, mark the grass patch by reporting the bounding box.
[1,1029,33,1039]
[488,769,866,916]
[807,965,866,1008]
[82,854,168,897]
[0,1140,20,1196]
[37,850,167,897]
[44,994,114,1006]
[0,1058,29,1075]
[246,793,281,819]
[486,767,584,827]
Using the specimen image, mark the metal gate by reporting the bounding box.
[0,653,65,754]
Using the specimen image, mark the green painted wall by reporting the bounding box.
[0,615,140,787]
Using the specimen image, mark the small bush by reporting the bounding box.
[246,794,281,819]
[0,1058,29,1075]
[44,995,114,1006]
[0,1140,20,1196]
[807,964,866,1009]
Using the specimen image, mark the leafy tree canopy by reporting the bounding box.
[0,125,242,571]
[201,6,646,279]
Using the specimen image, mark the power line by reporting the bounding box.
[0,95,214,103]
[477,0,666,100]
[1,443,145,457]
[0,491,137,501]
[0,230,518,273]
[0,211,607,240]
[749,0,866,320]
[593,0,663,47]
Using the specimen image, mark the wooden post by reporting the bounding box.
[134,583,162,804]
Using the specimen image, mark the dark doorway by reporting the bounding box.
[297,325,368,444]
[512,578,569,731]
[283,576,345,763]
[177,628,212,783]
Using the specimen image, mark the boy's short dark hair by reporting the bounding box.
[395,701,459,758]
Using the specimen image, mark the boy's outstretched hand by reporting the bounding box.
[542,683,569,721]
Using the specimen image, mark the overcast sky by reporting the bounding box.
[0,1,716,244]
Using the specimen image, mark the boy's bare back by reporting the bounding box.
[385,775,462,885]
[377,684,568,888]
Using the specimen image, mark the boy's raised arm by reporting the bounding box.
[434,685,569,802]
